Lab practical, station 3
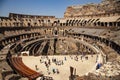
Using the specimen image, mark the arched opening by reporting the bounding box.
[75,20,78,23]
[72,20,75,24]
[34,23,37,26]
[66,20,69,23]
[58,20,60,23]
[71,23,73,26]
[9,23,11,26]
[16,22,19,26]
[63,23,66,26]
[13,22,16,26]
[48,20,50,22]
[41,20,44,23]
[113,22,116,27]
[28,23,31,26]
[101,22,104,26]
[94,22,96,26]
[117,22,120,26]
[44,30,46,33]
[97,22,100,26]
[105,22,107,27]
[5,23,7,26]
[20,23,23,26]
[109,22,112,27]
[69,20,72,26]
[53,21,58,26]
[66,23,68,26]
[38,20,41,23]
[84,21,87,25]
[0,23,2,26]
[60,23,62,26]
[54,30,58,35]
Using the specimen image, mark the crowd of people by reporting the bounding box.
[34,54,100,80]
[39,56,61,75]
[38,55,95,72]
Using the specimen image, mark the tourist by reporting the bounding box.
[47,70,51,75]
[64,57,67,61]
[81,55,83,60]
[48,59,51,65]
[85,56,88,60]
[40,59,42,63]
[56,69,60,74]
[35,65,38,70]
[62,60,64,65]
[52,68,56,74]
[96,63,102,70]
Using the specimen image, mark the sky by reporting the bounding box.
[0,0,101,18]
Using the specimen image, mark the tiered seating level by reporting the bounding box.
[9,57,43,80]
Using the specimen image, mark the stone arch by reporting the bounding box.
[13,22,16,26]
[84,20,87,25]
[104,22,107,27]
[101,22,104,26]
[66,20,69,23]
[66,23,68,26]
[16,22,19,26]
[28,23,31,26]
[69,20,72,26]
[117,22,120,26]
[48,20,50,22]
[9,23,11,26]
[72,20,75,23]
[60,23,62,26]
[58,20,60,23]
[38,20,41,23]
[113,22,116,27]
[5,23,7,26]
[34,23,37,26]
[109,22,113,27]
[41,19,44,23]
[97,21,100,26]
[0,23,2,26]
[75,20,79,26]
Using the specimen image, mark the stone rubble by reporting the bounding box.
[92,61,120,77]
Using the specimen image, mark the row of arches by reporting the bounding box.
[67,32,120,54]
[0,33,41,50]
[0,27,66,50]
[1,16,120,29]
[0,18,53,27]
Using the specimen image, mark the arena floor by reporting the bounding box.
[22,55,100,80]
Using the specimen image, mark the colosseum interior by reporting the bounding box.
[0,0,120,80]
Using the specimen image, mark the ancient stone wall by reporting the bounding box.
[64,0,120,18]
[0,13,56,27]
[0,0,120,28]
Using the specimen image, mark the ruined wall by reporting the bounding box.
[64,0,120,17]
[0,13,56,27]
